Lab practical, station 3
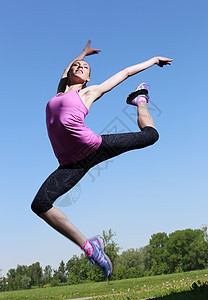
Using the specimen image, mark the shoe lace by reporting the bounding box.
[88,246,106,268]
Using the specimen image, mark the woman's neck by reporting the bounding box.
[64,83,83,93]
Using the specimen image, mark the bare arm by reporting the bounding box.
[86,56,173,101]
[57,40,101,93]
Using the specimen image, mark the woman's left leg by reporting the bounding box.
[31,166,89,248]
[78,100,159,171]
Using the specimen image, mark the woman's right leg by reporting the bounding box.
[39,207,87,247]
[31,166,113,278]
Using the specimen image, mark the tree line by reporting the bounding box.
[0,227,207,291]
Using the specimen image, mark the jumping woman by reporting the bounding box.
[31,40,173,279]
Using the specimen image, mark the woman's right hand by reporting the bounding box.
[155,56,173,67]
[83,40,101,56]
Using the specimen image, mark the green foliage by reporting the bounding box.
[149,228,208,276]
[43,265,52,280]
[53,260,67,283]
[167,229,208,273]
[50,279,59,287]
[66,255,83,284]
[113,249,143,279]
[138,244,153,276]
[103,229,120,265]
[1,227,208,292]
[20,275,31,289]
[202,225,208,242]
[150,232,169,275]
[27,262,43,287]
[0,269,208,299]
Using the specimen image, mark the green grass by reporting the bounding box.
[0,269,208,300]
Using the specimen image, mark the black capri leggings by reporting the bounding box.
[31,126,159,215]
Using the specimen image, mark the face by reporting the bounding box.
[69,60,91,84]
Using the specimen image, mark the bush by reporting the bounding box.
[50,279,59,287]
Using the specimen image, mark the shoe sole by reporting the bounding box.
[126,90,149,104]
[126,82,150,105]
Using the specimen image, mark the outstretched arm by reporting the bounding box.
[57,40,101,93]
[87,56,173,101]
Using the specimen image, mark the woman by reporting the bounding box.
[31,40,173,279]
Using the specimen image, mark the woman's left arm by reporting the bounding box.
[57,40,101,93]
[87,56,173,101]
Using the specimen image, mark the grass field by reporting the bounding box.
[0,269,208,300]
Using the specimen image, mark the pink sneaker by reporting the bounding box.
[126,82,150,106]
[88,235,113,279]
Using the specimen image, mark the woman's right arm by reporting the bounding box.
[57,40,101,93]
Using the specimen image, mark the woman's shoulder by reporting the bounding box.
[79,85,99,97]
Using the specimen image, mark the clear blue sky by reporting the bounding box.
[1,0,208,277]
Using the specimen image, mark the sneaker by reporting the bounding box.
[88,235,113,278]
[126,82,150,106]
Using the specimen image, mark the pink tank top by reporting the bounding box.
[46,90,102,166]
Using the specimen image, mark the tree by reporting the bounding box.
[7,268,17,290]
[167,229,208,273]
[27,262,43,287]
[43,265,52,284]
[0,277,7,291]
[16,265,28,276]
[201,225,208,267]
[53,260,67,283]
[0,268,5,291]
[149,232,169,275]
[103,229,120,264]
[66,255,82,284]
[139,245,153,276]
[21,275,31,289]
[114,248,143,279]
[201,225,208,245]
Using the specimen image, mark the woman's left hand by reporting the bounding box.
[155,56,173,67]
[83,40,101,56]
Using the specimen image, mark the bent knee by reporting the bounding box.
[142,126,159,145]
[31,197,52,216]
[150,127,159,144]
[31,199,41,215]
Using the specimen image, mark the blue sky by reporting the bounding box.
[1,0,208,277]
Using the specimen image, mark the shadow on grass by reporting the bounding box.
[155,283,208,300]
